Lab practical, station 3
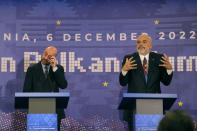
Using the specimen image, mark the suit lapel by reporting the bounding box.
[48,66,53,78]
[37,62,46,80]
[147,52,154,86]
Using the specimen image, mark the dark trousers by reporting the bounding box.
[124,110,134,131]
[57,109,65,131]
[57,116,61,131]
[128,119,133,131]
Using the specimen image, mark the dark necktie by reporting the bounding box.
[142,57,148,83]
[44,65,49,78]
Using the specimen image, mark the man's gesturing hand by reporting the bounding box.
[49,56,57,68]
[122,57,137,71]
[159,53,172,70]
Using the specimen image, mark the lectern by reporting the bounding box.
[118,93,177,131]
[15,92,70,131]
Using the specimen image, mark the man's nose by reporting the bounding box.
[139,42,143,46]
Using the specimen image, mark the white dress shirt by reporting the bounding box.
[41,63,58,73]
[122,53,172,76]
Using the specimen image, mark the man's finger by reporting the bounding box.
[160,59,167,64]
[159,64,166,67]
[126,58,129,63]
[129,64,137,67]
[128,66,137,69]
[131,67,137,69]
[164,53,168,58]
[128,57,133,62]
[161,56,168,61]
[129,60,136,64]
[50,60,54,64]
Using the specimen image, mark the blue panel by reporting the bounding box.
[135,114,163,131]
[123,93,177,99]
[15,92,70,97]
[27,114,57,131]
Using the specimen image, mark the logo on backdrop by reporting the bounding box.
[0,52,196,73]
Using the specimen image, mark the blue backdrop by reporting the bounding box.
[0,0,197,130]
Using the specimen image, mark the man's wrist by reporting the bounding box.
[122,70,128,76]
[167,69,173,75]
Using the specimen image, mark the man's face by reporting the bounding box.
[41,48,57,65]
[136,35,152,55]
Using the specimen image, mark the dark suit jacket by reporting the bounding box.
[23,61,67,92]
[119,52,173,121]
[23,61,68,119]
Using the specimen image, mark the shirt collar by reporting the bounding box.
[41,62,50,70]
[139,53,149,62]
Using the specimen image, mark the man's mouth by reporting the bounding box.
[42,59,50,64]
[138,46,145,50]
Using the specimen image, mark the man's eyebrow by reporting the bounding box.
[44,52,48,55]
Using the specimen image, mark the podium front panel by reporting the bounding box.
[136,99,163,114]
[29,98,56,114]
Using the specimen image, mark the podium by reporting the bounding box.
[118,93,177,131]
[15,92,70,131]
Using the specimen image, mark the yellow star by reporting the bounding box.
[103,81,108,87]
[56,20,61,25]
[178,101,183,107]
[154,20,159,25]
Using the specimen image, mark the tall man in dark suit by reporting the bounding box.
[119,34,173,131]
[23,46,68,131]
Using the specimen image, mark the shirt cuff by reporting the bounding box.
[122,70,128,76]
[53,66,58,72]
[167,69,173,75]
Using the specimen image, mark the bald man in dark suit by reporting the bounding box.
[23,46,67,131]
[119,34,173,131]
